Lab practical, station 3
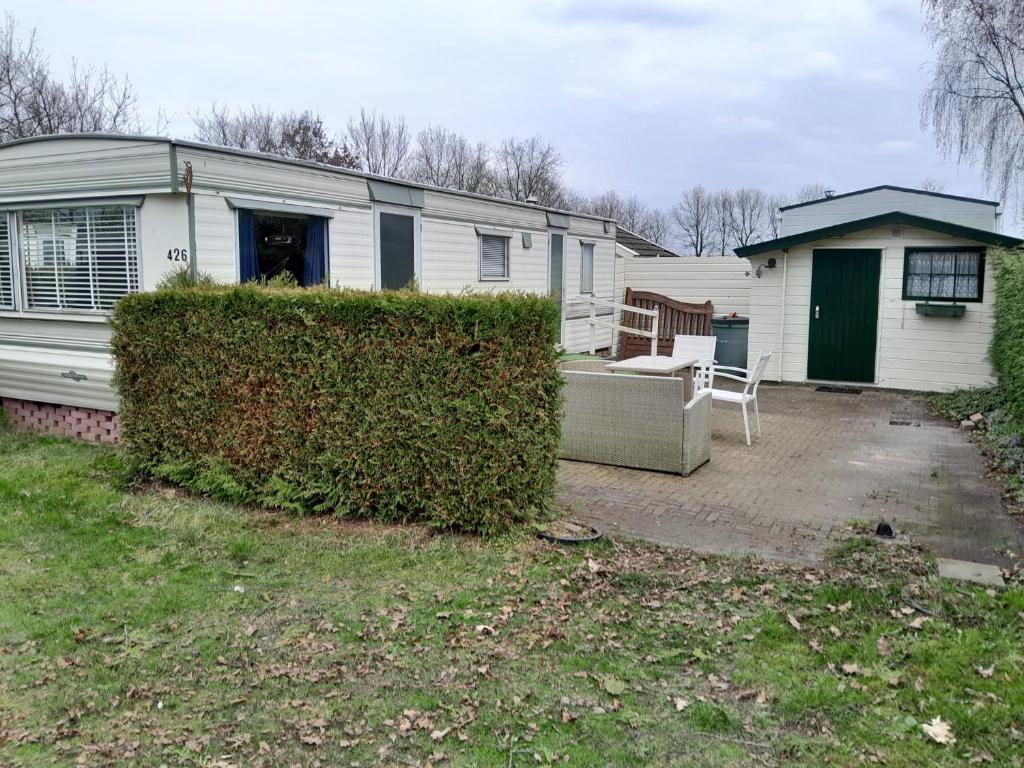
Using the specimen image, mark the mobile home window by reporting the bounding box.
[0,217,13,310]
[902,247,984,302]
[479,234,509,280]
[580,242,594,294]
[18,205,140,312]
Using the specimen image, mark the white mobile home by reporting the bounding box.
[734,186,1022,392]
[0,134,616,428]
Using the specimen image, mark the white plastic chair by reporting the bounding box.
[671,334,717,392]
[709,349,773,446]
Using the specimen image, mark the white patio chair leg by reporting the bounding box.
[741,401,751,446]
[753,396,762,437]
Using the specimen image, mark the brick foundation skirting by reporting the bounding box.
[2,398,119,444]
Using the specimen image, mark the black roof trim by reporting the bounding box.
[779,185,1000,211]
[733,211,1022,258]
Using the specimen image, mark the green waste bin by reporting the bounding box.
[711,315,749,369]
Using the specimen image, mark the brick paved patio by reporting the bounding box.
[558,384,1024,566]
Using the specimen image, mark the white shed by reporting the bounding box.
[0,134,617,425]
[735,186,1021,392]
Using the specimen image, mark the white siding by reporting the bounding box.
[176,146,369,208]
[563,217,615,353]
[781,188,999,236]
[0,316,116,410]
[138,194,189,290]
[746,225,996,392]
[191,193,237,282]
[330,207,374,290]
[419,217,547,295]
[618,255,751,315]
[0,137,172,203]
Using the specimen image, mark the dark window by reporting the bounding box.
[379,212,415,289]
[903,247,985,302]
[255,214,306,284]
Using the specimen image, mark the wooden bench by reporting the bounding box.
[618,288,713,359]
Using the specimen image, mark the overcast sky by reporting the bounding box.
[6,0,1000,214]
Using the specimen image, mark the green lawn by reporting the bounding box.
[0,429,1022,767]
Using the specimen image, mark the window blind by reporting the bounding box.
[0,218,12,310]
[480,234,509,279]
[580,242,594,294]
[19,205,139,312]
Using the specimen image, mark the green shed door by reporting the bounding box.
[807,249,881,383]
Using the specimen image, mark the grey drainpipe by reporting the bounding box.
[170,143,198,280]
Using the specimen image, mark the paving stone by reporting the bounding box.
[936,558,1006,587]
[558,384,1024,567]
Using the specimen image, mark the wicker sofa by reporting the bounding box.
[558,360,712,475]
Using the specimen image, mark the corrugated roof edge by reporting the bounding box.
[733,210,1023,258]
[0,132,617,225]
[616,226,683,257]
[779,184,1000,211]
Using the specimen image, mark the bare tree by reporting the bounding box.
[0,14,139,141]
[918,176,947,192]
[637,208,674,246]
[765,192,789,239]
[795,182,830,203]
[671,185,713,257]
[708,189,735,257]
[493,134,564,205]
[410,124,492,193]
[192,104,358,167]
[921,0,1024,207]
[729,187,769,248]
[346,108,411,177]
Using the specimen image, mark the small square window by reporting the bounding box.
[480,234,509,280]
[903,247,984,302]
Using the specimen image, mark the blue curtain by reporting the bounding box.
[302,217,327,287]
[238,209,259,282]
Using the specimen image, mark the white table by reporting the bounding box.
[606,356,698,398]
[605,355,697,375]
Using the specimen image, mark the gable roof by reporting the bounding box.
[779,185,1000,211]
[733,211,1022,258]
[615,227,682,257]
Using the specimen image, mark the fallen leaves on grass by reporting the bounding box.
[922,716,956,745]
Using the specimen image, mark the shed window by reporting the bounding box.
[903,247,984,302]
[18,205,140,312]
[480,234,509,280]
[0,218,13,310]
[580,242,594,294]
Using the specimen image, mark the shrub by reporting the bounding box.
[991,248,1024,423]
[111,285,562,535]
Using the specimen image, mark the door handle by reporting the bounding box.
[815,305,820,319]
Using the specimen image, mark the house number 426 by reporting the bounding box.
[167,248,189,262]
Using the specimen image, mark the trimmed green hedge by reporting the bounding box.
[991,249,1024,423]
[111,285,562,534]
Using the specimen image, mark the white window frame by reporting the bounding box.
[0,203,142,317]
[548,229,567,346]
[372,203,421,290]
[579,240,595,295]
[0,213,15,312]
[478,231,511,282]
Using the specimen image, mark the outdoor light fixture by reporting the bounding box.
[755,258,777,278]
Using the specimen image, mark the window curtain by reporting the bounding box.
[238,209,259,282]
[302,217,327,287]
